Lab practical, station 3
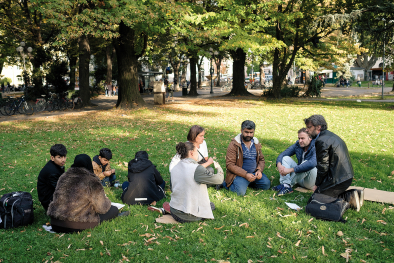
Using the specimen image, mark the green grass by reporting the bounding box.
[1,98,393,262]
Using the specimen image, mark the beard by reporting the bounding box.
[242,135,252,142]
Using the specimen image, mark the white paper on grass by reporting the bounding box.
[111,202,125,210]
[285,202,302,211]
[42,224,56,233]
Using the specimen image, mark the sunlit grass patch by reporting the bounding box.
[0,99,393,262]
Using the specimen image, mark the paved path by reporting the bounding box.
[1,86,393,122]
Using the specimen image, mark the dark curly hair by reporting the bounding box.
[176,142,195,159]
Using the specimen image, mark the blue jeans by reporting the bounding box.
[224,173,271,196]
[122,181,166,191]
[101,174,116,187]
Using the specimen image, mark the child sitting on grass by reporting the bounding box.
[92,148,117,187]
[37,144,67,212]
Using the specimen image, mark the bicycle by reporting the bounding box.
[3,96,34,115]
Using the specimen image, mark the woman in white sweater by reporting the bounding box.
[169,125,212,172]
[169,142,224,223]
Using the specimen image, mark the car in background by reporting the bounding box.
[245,77,250,83]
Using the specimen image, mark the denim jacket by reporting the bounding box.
[276,139,316,174]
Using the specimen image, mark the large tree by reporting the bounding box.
[39,0,183,108]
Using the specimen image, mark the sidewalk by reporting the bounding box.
[1,85,393,122]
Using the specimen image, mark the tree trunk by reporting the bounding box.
[114,22,145,108]
[228,48,252,96]
[106,44,113,86]
[69,56,77,90]
[216,57,222,86]
[259,63,265,82]
[197,56,204,89]
[181,61,187,86]
[78,34,91,106]
[173,62,180,90]
[188,56,198,96]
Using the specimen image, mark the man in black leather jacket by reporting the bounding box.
[304,115,363,212]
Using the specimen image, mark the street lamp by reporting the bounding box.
[382,18,386,100]
[209,48,218,94]
[16,41,33,87]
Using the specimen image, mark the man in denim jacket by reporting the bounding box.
[273,128,317,196]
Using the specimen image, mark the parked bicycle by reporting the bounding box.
[3,96,34,115]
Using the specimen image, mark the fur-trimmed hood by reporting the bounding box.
[47,167,111,223]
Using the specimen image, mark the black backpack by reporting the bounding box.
[0,192,34,229]
[306,193,350,223]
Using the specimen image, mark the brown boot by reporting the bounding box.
[357,189,364,207]
[348,190,360,212]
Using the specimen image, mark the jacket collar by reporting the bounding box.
[233,133,259,145]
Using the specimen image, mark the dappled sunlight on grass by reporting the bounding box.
[0,98,393,262]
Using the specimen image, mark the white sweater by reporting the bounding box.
[169,158,214,219]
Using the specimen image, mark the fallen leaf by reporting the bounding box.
[140,233,153,237]
[239,223,249,228]
[377,220,387,225]
[308,218,313,223]
[276,207,284,211]
[276,232,285,239]
[337,231,344,236]
[382,208,386,214]
[150,201,157,206]
[148,248,154,251]
[295,240,301,247]
[246,236,255,238]
[322,246,325,255]
[100,241,104,246]
[214,225,224,230]
[361,218,366,224]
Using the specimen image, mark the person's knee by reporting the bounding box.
[281,156,293,167]
[230,182,247,196]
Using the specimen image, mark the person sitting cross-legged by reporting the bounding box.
[273,128,317,196]
[48,154,129,233]
[37,144,67,212]
[219,120,271,196]
[121,151,166,205]
[92,148,116,187]
[166,142,224,223]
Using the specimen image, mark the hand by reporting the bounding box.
[104,170,112,176]
[277,163,285,175]
[213,161,221,169]
[245,173,256,182]
[111,169,115,174]
[255,170,263,180]
[280,167,293,176]
[312,185,317,192]
[206,157,214,166]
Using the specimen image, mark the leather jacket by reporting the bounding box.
[315,130,354,192]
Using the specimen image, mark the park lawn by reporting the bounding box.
[0,98,393,263]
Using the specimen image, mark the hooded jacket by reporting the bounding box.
[121,156,165,205]
[225,133,265,187]
[315,130,354,192]
[47,167,111,223]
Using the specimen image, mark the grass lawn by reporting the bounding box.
[0,98,393,262]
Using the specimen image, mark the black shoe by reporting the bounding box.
[216,183,224,191]
[118,211,130,217]
[357,189,364,207]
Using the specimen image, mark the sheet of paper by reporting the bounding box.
[42,225,56,233]
[285,202,302,211]
[111,202,125,210]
